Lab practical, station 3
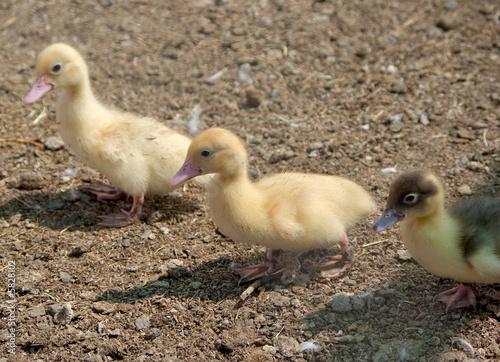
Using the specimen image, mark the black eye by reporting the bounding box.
[51,64,62,73]
[201,150,212,157]
[403,194,418,204]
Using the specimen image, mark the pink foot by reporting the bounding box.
[98,193,144,227]
[82,179,127,200]
[317,233,354,279]
[435,283,477,311]
[235,249,282,284]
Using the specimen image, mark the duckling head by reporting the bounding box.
[372,170,445,233]
[170,128,247,187]
[24,43,88,105]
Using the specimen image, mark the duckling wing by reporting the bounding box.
[257,173,374,251]
[451,197,500,282]
[95,112,192,195]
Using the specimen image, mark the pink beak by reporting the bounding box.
[24,75,53,105]
[170,159,203,187]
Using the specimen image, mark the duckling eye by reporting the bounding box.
[403,194,418,204]
[200,150,212,157]
[51,63,62,73]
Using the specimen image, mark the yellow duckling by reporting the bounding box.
[170,128,375,282]
[24,43,207,227]
[373,170,500,310]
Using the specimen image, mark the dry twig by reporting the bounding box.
[0,138,45,151]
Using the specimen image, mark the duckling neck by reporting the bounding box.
[400,204,458,265]
[207,170,264,236]
[60,76,96,103]
[414,203,446,225]
[212,168,252,189]
[57,75,103,130]
[56,75,105,161]
[207,167,255,202]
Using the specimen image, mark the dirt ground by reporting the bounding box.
[1,0,499,360]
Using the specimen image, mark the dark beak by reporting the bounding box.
[372,208,402,233]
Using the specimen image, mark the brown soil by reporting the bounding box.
[1,0,499,361]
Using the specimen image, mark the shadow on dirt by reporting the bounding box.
[0,187,200,231]
[476,154,500,197]
[300,269,497,360]
[95,255,258,304]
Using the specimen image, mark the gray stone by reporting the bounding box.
[54,303,73,325]
[189,281,202,290]
[63,213,79,226]
[328,292,366,313]
[444,1,458,10]
[46,200,65,212]
[151,280,170,288]
[419,114,430,125]
[60,271,71,283]
[28,305,46,318]
[307,142,324,152]
[274,336,300,357]
[135,315,151,330]
[47,303,63,316]
[262,345,277,355]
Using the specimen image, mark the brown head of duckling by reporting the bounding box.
[372,170,444,233]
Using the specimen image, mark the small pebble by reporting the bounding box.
[307,142,324,152]
[466,161,483,172]
[54,303,73,325]
[397,250,412,261]
[151,280,170,288]
[98,321,106,334]
[15,173,44,190]
[43,136,65,150]
[121,239,131,247]
[48,303,63,316]
[28,305,46,318]
[60,271,71,283]
[419,114,430,125]
[189,281,202,290]
[436,16,460,31]
[387,65,398,74]
[139,230,152,240]
[336,38,350,48]
[329,292,365,313]
[46,200,65,212]
[457,185,473,196]
[135,315,151,330]
[444,1,458,10]
[63,213,79,226]
[80,194,92,202]
[274,336,300,357]
[109,329,122,337]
